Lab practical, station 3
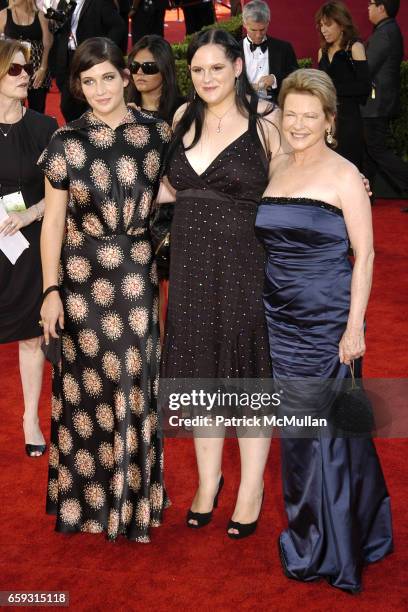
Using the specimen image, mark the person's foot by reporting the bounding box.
[23,417,46,457]
[188,475,223,527]
[228,486,264,536]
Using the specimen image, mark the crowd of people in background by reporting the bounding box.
[0,0,405,595]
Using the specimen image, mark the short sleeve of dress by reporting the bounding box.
[37,129,69,190]
[156,119,172,179]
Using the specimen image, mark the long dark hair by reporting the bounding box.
[127,35,182,122]
[171,29,274,155]
[315,1,360,51]
[70,37,126,101]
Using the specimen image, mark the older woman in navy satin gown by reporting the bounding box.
[255,69,393,593]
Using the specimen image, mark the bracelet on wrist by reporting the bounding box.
[34,203,43,221]
[42,285,60,302]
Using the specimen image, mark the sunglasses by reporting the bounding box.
[8,62,34,77]
[129,61,160,75]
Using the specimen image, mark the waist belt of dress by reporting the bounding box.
[177,188,256,209]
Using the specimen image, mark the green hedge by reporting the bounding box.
[171,17,407,159]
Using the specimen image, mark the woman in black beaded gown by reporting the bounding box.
[316,1,370,170]
[159,30,281,538]
[39,38,170,541]
[0,39,57,457]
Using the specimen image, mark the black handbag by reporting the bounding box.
[40,321,62,366]
[331,362,375,434]
[149,202,174,280]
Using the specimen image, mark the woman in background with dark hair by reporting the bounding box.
[316,0,370,170]
[127,34,184,123]
[160,28,281,538]
[39,36,170,541]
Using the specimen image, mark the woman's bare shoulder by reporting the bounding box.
[172,102,189,128]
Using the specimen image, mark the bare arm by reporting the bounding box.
[156,175,176,204]
[337,165,374,364]
[40,179,68,343]
[32,12,53,88]
[0,9,6,33]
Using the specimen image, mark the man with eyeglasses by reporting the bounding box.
[50,0,126,122]
[361,0,408,208]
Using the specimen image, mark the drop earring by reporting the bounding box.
[325,127,334,145]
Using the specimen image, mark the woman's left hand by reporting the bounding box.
[360,173,372,197]
[339,327,366,365]
[32,67,46,89]
[0,210,34,236]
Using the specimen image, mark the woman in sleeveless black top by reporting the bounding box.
[159,30,281,539]
[316,2,370,170]
[0,0,53,113]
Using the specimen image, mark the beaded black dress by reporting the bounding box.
[161,115,272,379]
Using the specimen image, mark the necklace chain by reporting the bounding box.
[207,103,235,133]
[0,123,14,138]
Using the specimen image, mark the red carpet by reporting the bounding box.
[0,203,407,609]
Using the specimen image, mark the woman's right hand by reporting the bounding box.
[40,292,64,345]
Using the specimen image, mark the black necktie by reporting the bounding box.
[249,39,268,53]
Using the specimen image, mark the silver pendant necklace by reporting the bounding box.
[0,123,14,138]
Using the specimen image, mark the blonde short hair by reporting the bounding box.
[0,39,30,82]
[279,68,338,146]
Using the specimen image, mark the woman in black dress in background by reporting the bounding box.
[0,39,57,456]
[39,37,170,541]
[316,1,370,170]
[0,0,53,113]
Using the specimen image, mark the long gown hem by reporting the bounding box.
[46,498,171,542]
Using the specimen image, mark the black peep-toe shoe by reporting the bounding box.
[25,443,47,458]
[226,493,264,540]
[186,475,224,529]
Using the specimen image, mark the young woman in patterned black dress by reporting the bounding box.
[39,37,171,541]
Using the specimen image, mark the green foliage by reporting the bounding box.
[175,59,191,98]
[298,58,312,69]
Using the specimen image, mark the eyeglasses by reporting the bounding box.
[8,63,34,77]
[129,61,160,75]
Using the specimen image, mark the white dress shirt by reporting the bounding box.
[243,36,270,98]
[68,0,86,50]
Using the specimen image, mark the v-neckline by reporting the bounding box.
[183,130,249,178]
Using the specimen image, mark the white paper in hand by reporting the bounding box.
[0,200,30,264]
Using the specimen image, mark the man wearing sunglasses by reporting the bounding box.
[361,0,408,207]
[50,0,126,121]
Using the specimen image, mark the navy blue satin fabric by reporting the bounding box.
[255,198,393,592]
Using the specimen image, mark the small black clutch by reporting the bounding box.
[150,202,174,280]
[332,363,375,434]
[41,321,62,365]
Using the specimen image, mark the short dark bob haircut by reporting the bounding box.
[70,37,126,102]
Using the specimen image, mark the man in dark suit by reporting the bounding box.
[130,0,169,44]
[361,0,408,203]
[51,0,126,121]
[241,0,298,104]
